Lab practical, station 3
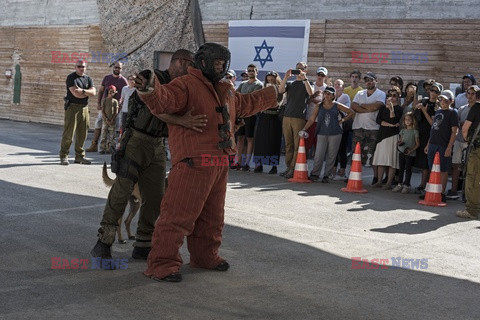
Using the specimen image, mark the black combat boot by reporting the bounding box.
[132,247,151,260]
[90,240,112,259]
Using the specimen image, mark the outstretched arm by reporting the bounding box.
[135,71,188,115]
[156,107,208,133]
[235,86,279,118]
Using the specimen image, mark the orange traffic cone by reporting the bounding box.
[419,151,446,207]
[288,137,312,183]
[341,142,367,193]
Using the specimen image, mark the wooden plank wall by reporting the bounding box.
[204,19,480,92]
[1,20,479,126]
[0,25,110,126]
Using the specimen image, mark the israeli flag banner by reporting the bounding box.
[228,20,310,80]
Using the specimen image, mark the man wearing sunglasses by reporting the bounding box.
[224,69,237,87]
[86,62,128,152]
[59,60,97,165]
[351,72,386,184]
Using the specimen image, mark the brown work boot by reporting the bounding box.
[86,142,98,152]
[86,128,101,152]
[75,157,91,165]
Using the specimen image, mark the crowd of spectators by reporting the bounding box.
[226,64,479,209]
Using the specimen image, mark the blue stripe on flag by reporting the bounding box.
[229,26,305,38]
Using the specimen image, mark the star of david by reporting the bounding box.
[253,40,274,68]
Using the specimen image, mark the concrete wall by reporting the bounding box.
[198,0,479,20]
[3,0,478,28]
[2,0,99,26]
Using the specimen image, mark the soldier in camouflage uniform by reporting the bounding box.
[457,85,480,219]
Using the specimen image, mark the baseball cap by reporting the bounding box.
[463,74,476,84]
[439,90,454,101]
[107,85,117,91]
[323,86,336,94]
[430,82,443,92]
[423,79,436,88]
[226,70,236,77]
[363,72,377,80]
[240,70,248,77]
[316,67,328,76]
[467,85,480,92]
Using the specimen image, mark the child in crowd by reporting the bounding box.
[423,90,459,202]
[100,85,119,154]
[393,112,420,193]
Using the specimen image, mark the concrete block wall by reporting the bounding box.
[2,0,100,26]
[198,0,479,20]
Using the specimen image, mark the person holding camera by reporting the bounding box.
[278,62,314,178]
[59,60,96,165]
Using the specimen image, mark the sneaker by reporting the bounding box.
[321,176,330,183]
[333,175,347,181]
[382,184,391,190]
[253,165,263,173]
[401,185,411,194]
[308,174,319,181]
[74,158,91,165]
[392,184,403,192]
[60,158,69,166]
[371,177,378,186]
[268,166,277,175]
[230,162,240,170]
[441,193,447,203]
[241,165,250,172]
[456,210,478,219]
[279,169,289,177]
[284,169,294,179]
[445,190,459,200]
[414,186,424,194]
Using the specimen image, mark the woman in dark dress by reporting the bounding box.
[372,86,403,189]
[253,71,284,174]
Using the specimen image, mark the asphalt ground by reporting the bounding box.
[1,119,479,319]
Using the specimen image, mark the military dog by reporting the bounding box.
[102,162,140,244]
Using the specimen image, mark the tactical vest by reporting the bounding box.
[127,69,171,137]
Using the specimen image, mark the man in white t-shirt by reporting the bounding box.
[351,72,386,184]
[119,75,136,131]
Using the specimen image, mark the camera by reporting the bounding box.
[291,70,301,75]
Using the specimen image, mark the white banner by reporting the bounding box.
[228,20,310,80]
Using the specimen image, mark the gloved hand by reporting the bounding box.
[298,130,309,139]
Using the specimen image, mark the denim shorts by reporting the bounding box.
[427,143,452,172]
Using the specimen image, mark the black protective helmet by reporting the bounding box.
[194,43,231,83]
